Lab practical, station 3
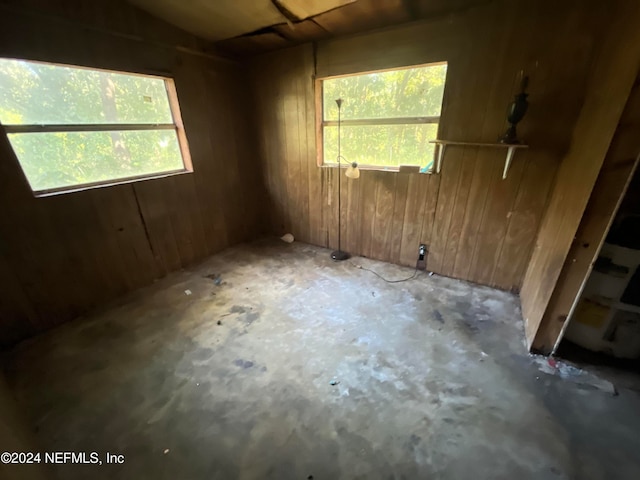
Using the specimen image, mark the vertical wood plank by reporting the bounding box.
[296,54,312,244]
[398,173,430,266]
[388,172,410,264]
[358,171,378,257]
[371,173,397,260]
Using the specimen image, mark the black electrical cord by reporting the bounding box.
[351,256,425,284]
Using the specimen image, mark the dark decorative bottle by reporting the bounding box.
[499,76,529,144]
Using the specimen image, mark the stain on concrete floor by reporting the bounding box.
[3,239,640,479]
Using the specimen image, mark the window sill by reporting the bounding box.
[33,168,193,198]
[319,164,433,174]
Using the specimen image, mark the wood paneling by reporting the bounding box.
[527,76,640,353]
[0,0,267,347]
[520,0,640,349]
[249,0,606,291]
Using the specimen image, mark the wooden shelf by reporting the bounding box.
[429,140,529,179]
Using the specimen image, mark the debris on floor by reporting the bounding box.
[217,320,222,325]
[204,273,223,286]
[531,354,617,395]
[280,233,294,243]
[233,359,254,369]
[9,239,640,479]
[184,289,192,296]
[163,449,170,455]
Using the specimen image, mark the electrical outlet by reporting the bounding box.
[419,244,427,260]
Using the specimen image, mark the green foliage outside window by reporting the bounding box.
[0,59,185,192]
[322,63,447,170]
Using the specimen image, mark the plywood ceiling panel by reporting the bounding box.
[313,0,410,34]
[276,0,355,19]
[127,0,355,41]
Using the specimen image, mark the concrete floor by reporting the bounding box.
[3,239,640,479]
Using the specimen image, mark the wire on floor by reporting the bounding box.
[350,259,422,283]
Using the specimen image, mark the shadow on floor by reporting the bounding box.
[556,339,640,392]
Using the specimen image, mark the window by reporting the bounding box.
[318,62,447,172]
[0,58,192,195]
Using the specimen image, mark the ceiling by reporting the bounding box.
[126,0,356,41]
[126,0,489,57]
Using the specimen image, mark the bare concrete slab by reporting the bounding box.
[3,239,640,479]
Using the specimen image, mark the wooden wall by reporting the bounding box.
[520,0,640,349]
[0,0,266,347]
[249,0,608,291]
[531,78,640,353]
[524,78,640,352]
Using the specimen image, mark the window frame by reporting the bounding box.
[0,59,193,197]
[315,61,447,172]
